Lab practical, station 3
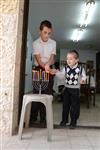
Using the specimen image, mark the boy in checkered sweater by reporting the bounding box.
[56,50,86,129]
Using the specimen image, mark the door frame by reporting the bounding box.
[18,0,100,129]
[18,0,29,123]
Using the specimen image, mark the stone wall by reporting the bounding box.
[0,0,25,135]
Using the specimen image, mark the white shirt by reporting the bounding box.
[33,37,56,66]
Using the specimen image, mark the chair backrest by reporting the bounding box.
[80,62,95,93]
[80,62,96,108]
[86,68,95,88]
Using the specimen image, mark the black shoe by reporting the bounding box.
[59,121,66,127]
[69,124,76,129]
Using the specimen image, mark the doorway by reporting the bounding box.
[19,0,100,128]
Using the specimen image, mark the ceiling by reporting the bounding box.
[28,0,100,50]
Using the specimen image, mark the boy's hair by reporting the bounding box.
[68,50,79,59]
[40,20,52,31]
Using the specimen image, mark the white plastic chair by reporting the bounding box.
[18,94,53,141]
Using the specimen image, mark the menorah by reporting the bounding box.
[32,69,49,94]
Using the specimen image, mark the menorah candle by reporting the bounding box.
[38,71,39,81]
[40,69,42,79]
[37,71,38,80]
[36,71,38,80]
[44,71,46,81]
[32,70,33,80]
[47,73,48,81]
[47,73,49,81]
[35,71,36,80]
[45,72,47,81]
[42,71,44,80]
[32,70,34,80]
[35,71,37,80]
[33,71,35,80]
[44,71,45,81]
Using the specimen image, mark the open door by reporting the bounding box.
[24,31,33,93]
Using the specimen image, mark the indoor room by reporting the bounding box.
[24,0,100,128]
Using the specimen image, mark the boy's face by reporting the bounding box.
[40,26,52,42]
[66,53,78,67]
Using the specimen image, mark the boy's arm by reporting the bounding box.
[56,67,65,78]
[45,40,56,72]
[34,54,55,69]
[33,42,46,68]
[47,54,56,65]
[34,54,57,74]
[80,68,87,84]
[34,54,45,69]
[45,54,56,73]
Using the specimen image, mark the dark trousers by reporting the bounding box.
[62,87,80,125]
[30,66,54,122]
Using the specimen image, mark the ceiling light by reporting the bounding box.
[71,0,96,42]
[80,0,95,27]
[72,28,84,42]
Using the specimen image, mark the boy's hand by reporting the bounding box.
[49,69,58,75]
[45,64,50,73]
[80,80,86,84]
[45,64,59,75]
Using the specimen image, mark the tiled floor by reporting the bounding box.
[1,94,100,150]
[1,127,100,150]
[53,94,100,127]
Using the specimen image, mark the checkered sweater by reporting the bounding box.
[65,64,82,89]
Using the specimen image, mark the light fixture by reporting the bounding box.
[80,0,95,27]
[72,28,84,42]
[71,0,95,42]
